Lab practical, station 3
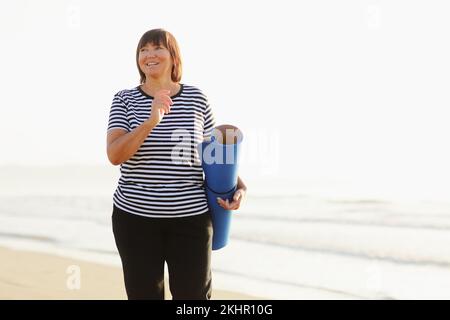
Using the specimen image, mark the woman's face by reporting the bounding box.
[138,42,173,81]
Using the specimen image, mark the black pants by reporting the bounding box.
[112,205,213,300]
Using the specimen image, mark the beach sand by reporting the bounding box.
[0,246,262,300]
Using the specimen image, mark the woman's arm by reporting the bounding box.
[107,89,173,166]
[107,120,156,166]
[237,176,247,192]
[217,176,247,210]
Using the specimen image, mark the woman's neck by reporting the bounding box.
[142,78,179,96]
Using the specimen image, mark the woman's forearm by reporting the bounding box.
[237,176,247,192]
[108,120,156,165]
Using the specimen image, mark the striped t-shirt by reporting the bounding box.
[107,84,215,218]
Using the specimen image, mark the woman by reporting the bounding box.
[106,28,247,300]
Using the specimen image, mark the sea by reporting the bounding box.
[1,165,450,299]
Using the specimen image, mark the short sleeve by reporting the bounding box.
[107,93,130,132]
[203,100,216,140]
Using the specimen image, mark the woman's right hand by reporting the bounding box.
[146,89,173,127]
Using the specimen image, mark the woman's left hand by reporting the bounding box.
[217,188,246,211]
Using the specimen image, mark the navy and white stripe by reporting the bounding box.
[107,84,215,218]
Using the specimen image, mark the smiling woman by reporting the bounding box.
[136,29,183,87]
[106,28,247,301]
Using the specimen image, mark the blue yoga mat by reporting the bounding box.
[198,125,243,250]
[204,184,237,250]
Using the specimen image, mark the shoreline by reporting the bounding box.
[0,246,264,300]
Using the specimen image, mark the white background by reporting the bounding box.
[1,0,449,200]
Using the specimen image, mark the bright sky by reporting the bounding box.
[1,0,449,199]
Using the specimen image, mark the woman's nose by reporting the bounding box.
[143,50,157,58]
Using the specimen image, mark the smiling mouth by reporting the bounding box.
[146,62,159,66]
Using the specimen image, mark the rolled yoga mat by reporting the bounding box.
[198,124,243,250]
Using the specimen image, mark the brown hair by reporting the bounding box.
[136,29,183,84]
